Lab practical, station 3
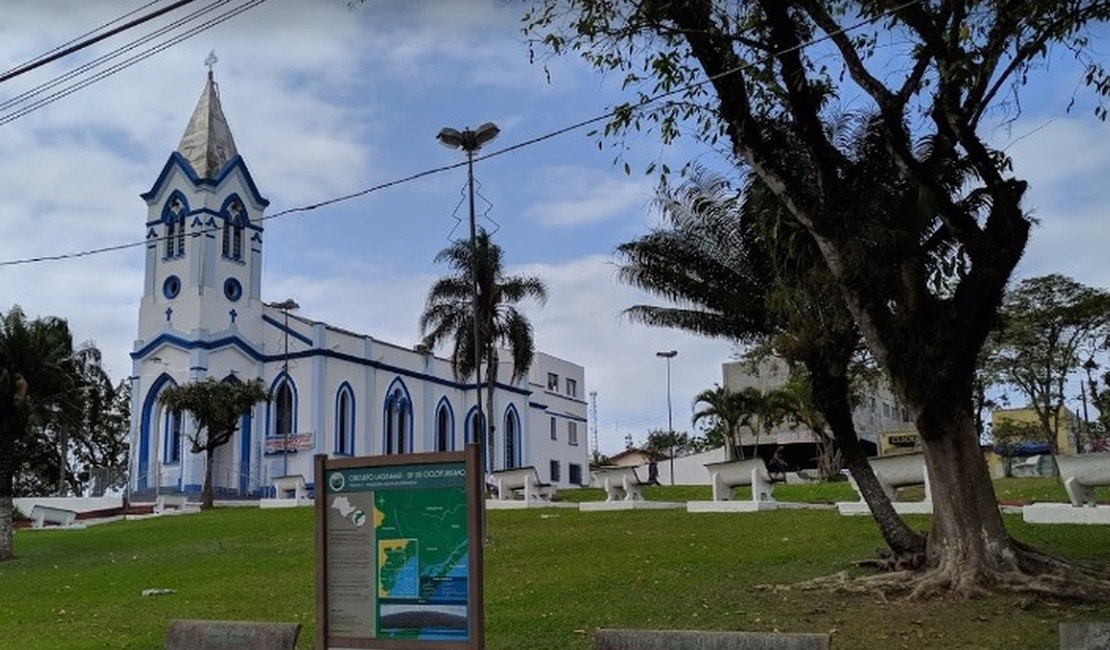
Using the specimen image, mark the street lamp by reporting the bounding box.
[436,122,500,473]
[438,123,499,546]
[656,350,678,485]
[268,298,299,477]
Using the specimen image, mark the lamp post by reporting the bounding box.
[268,298,299,477]
[438,122,499,545]
[656,350,678,485]
[436,122,500,473]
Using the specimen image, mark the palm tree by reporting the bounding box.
[0,306,78,561]
[737,386,794,457]
[692,384,749,460]
[616,166,926,558]
[420,229,547,472]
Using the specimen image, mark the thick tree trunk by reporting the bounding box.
[0,415,15,561]
[0,496,11,562]
[918,407,1018,592]
[202,447,215,510]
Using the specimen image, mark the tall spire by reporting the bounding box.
[177,53,238,179]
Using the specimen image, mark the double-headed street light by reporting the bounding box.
[656,350,678,485]
[436,122,500,473]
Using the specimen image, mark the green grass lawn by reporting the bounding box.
[2,480,1108,649]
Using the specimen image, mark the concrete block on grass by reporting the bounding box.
[165,619,300,650]
[1059,622,1110,650]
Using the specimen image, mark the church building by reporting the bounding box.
[127,72,589,498]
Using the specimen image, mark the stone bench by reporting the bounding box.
[154,494,190,514]
[592,466,647,502]
[30,505,77,529]
[848,452,931,502]
[271,474,308,502]
[1056,452,1110,507]
[165,619,300,650]
[491,466,554,502]
[595,628,830,650]
[705,459,775,502]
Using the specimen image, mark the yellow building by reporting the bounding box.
[991,406,1079,456]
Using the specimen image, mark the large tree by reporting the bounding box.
[158,378,267,509]
[617,168,924,558]
[984,274,1110,461]
[14,345,129,497]
[529,0,1110,595]
[0,306,78,561]
[420,229,548,472]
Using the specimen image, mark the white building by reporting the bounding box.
[722,357,912,458]
[127,72,588,497]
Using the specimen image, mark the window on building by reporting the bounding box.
[568,463,582,485]
[436,402,452,452]
[222,221,244,261]
[274,381,294,437]
[882,402,892,419]
[568,421,579,446]
[384,384,411,455]
[165,217,185,258]
[165,409,183,464]
[549,416,557,441]
[566,378,577,397]
[336,385,354,456]
[504,409,519,469]
[550,460,561,482]
[547,372,559,390]
[901,407,911,422]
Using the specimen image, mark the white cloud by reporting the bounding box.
[524,165,653,227]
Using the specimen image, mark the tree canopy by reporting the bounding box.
[528,0,1110,598]
[159,377,268,509]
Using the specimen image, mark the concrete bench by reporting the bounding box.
[154,494,190,514]
[165,619,301,650]
[492,466,554,502]
[705,459,774,502]
[271,474,308,502]
[1056,452,1110,507]
[592,466,646,502]
[595,628,830,650]
[30,505,77,528]
[848,452,931,502]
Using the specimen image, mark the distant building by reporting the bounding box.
[127,72,588,497]
[721,357,914,462]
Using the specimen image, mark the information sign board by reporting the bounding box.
[315,447,483,650]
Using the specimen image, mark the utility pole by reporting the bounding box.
[589,390,599,462]
[656,350,678,485]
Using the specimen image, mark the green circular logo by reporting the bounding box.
[328,472,345,492]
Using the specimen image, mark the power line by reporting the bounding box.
[0,0,201,85]
[0,0,919,268]
[1,0,235,115]
[0,0,163,77]
[0,0,269,127]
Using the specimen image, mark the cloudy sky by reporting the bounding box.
[1,1,1107,454]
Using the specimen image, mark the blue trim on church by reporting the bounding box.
[261,314,314,346]
[141,152,270,208]
[131,332,532,397]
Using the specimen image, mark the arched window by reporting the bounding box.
[164,409,183,463]
[383,379,412,455]
[273,378,295,438]
[336,383,355,456]
[221,198,245,261]
[465,407,486,445]
[503,406,521,469]
[435,399,453,452]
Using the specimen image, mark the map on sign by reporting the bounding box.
[375,488,470,638]
[323,460,472,643]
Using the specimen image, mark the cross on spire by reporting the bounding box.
[205,50,218,78]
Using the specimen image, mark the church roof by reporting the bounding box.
[177,71,238,179]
